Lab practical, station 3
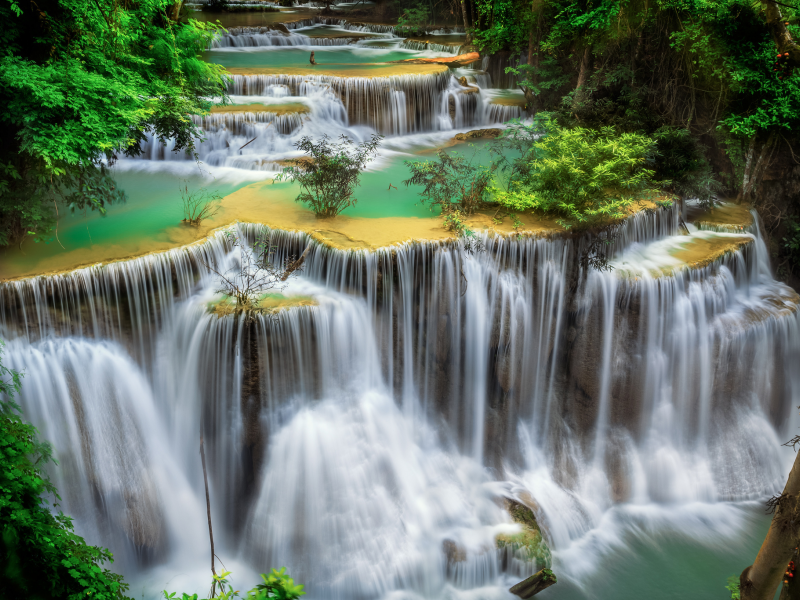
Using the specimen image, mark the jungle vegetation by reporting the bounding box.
[0,0,228,246]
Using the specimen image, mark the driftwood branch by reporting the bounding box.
[510,568,558,598]
[281,245,311,281]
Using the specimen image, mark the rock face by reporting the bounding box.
[454,128,502,141]
[391,52,481,68]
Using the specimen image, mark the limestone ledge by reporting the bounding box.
[210,102,310,115]
[225,63,449,78]
[687,201,754,232]
[208,293,317,317]
[670,235,752,269]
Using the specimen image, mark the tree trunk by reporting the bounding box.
[760,0,800,67]
[740,137,757,201]
[521,6,543,112]
[170,0,182,21]
[460,0,472,44]
[571,45,592,112]
[740,134,777,201]
[510,569,558,598]
[740,449,800,600]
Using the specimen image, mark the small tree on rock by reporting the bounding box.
[204,231,304,311]
[276,134,383,218]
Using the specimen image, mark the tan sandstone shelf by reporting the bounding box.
[687,202,753,231]
[225,63,449,78]
[210,102,310,114]
[669,235,752,269]
[0,180,565,280]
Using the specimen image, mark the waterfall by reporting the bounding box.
[3,201,798,596]
[401,39,461,55]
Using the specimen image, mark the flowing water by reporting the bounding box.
[1,10,798,600]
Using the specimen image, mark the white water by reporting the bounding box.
[2,9,799,599]
[2,207,798,598]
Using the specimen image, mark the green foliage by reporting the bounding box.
[783,218,800,273]
[662,0,800,137]
[652,127,720,205]
[472,0,531,53]
[491,117,662,228]
[276,134,383,218]
[396,3,430,36]
[0,341,132,600]
[403,149,492,216]
[725,574,741,599]
[164,568,305,600]
[0,0,229,245]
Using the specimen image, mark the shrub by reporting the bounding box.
[491,117,663,229]
[275,134,383,218]
[783,218,800,274]
[181,184,222,226]
[0,342,132,600]
[164,568,304,600]
[403,149,492,217]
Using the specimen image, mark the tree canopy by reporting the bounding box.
[0,0,228,245]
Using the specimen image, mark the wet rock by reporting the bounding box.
[496,497,551,569]
[454,129,501,141]
[442,539,467,564]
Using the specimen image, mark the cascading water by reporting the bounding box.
[4,8,800,600]
[3,201,799,598]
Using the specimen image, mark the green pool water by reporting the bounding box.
[0,166,255,278]
[205,45,426,71]
[553,504,775,600]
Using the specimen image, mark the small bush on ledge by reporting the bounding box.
[491,116,665,230]
[276,134,383,218]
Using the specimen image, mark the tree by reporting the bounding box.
[0,341,133,600]
[204,231,302,311]
[397,4,431,36]
[738,444,800,600]
[276,134,383,218]
[0,0,229,246]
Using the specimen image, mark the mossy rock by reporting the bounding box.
[207,293,316,317]
[496,498,551,568]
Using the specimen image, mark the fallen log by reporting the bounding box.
[509,568,557,598]
[390,52,480,68]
